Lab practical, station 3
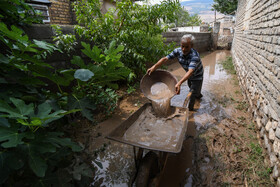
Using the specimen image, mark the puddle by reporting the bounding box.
[91,142,134,187]
[90,50,235,186]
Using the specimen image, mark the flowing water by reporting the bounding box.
[149,82,174,117]
[90,50,238,187]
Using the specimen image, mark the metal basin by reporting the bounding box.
[140,69,178,100]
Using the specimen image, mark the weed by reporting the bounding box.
[234,90,240,94]
[220,56,236,74]
[256,167,272,178]
[243,141,274,186]
[127,85,136,94]
[247,122,255,130]
[233,79,239,86]
[235,101,248,111]
[237,116,246,122]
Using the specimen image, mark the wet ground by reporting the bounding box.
[75,50,273,186]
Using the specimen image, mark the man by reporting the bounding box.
[147,34,204,111]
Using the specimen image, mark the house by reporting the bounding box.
[27,0,134,25]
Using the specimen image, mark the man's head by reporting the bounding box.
[181,34,195,55]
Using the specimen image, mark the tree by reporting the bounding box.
[176,7,202,27]
[212,0,238,15]
[72,0,181,74]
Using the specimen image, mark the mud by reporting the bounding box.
[74,50,273,187]
[124,105,186,151]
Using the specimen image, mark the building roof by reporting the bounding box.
[28,0,51,4]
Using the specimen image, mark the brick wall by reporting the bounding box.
[232,0,280,184]
[49,0,74,25]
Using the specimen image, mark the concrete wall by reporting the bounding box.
[24,25,213,66]
[162,32,212,53]
[232,0,280,184]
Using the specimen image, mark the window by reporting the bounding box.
[27,0,51,23]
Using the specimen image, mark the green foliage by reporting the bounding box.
[73,84,119,119]
[0,13,90,186]
[0,97,82,184]
[0,126,83,183]
[0,0,43,26]
[51,24,78,54]
[74,69,94,82]
[71,41,132,89]
[72,0,180,75]
[0,98,79,132]
[220,56,236,74]
[212,0,238,15]
[68,41,126,120]
[173,7,202,27]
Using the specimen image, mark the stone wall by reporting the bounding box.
[232,0,280,184]
[162,32,212,53]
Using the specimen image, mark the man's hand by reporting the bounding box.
[147,57,168,75]
[175,82,181,94]
[147,65,156,75]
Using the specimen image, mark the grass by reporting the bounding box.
[243,129,274,186]
[220,56,236,74]
[235,101,248,111]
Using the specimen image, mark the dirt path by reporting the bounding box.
[77,50,273,186]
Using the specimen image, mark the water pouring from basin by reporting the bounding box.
[140,70,178,117]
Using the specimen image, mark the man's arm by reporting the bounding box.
[147,57,169,75]
[175,69,194,94]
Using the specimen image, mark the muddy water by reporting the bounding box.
[91,50,233,186]
[150,82,174,117]
[124,105,186,151]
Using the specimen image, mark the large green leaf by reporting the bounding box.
[27,64,72,86]
[74,69,94,82]
[68,96,96,122]
[41,132,82,152]
[10,97,33,116]
[28,102,72,127]
[0,117,10,127]
[81,42,105,63]
[28,147,48,177]
[0,100,29,119]
[0,23,24,42]
[33,39,57,52]
[0,54,9,64]
[70,56,86,68]
[0,126,34,148]
[104,40,124,62]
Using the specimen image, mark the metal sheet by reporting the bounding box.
[107,103,188,153]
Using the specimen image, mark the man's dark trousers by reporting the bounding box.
[187,79,203,110]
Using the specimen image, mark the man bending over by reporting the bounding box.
[147,34,204,111]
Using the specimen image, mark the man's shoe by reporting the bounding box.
[188,107,194,111]
[196,94,203,99]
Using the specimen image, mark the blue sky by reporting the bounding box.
[147,0,224,23]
